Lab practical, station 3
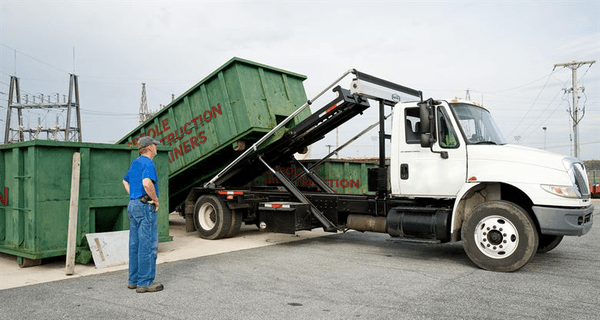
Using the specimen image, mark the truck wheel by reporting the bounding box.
[225,209,243,238]
[461,201,538,272]
[537,235,563,253]
[194,195,232,240]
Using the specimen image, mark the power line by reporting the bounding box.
[511,77,571,142]
[0,43,70,75]
[542,140,600,150]
[81,109,138,116]
[474,70,563,94]
[505,71,557,139]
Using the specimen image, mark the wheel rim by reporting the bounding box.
[474,215,519,259]
[198,202,217,230]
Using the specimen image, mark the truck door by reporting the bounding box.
[392,104,467,197]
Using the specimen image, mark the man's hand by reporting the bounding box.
[148,198,159,212]
[142,178,159,212]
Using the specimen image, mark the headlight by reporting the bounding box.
[541,184,581,198]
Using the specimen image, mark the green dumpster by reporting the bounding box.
[117,57,311,210]
[0,140,171,265]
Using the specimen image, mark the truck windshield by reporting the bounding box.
[450,103,506,145]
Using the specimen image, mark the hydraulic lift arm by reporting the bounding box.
[202,70,423,231]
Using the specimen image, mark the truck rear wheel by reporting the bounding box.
[225,209,243,238]
[194,195,232,240]
[461,201,538,272]
[537,235,563,253]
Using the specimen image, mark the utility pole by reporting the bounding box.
[335,128,339,158]
[326,144,333,154]
[543,127,547,150]
[553,60,596,158]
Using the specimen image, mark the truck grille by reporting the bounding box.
[573,163,591,199]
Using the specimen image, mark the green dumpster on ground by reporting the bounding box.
[0,140,171,265]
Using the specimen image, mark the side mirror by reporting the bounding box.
[418,99,439,148]
[420,131,431,148]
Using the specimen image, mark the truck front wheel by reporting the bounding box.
[461,201,538,272]
[537,235,563,253]
[194,195,233,240]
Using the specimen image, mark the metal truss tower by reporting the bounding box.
[139,83,152,123]
[3,74,82,144]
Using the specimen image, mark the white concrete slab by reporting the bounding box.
[0,213,330,290]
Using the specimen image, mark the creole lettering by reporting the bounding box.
[0,187,7,206]
[127,103,222,163]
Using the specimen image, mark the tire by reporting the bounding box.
[225,209,243,238]
[537,235,563,253]
[193,195,232,240]
[461,201,538,272]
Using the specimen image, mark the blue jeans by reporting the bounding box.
[127,199,158,287]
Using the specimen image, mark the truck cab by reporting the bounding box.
[391,98,593,270]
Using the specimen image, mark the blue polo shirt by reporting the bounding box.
[124,155,159,200]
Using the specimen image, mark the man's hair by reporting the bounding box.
[139,145,152,155]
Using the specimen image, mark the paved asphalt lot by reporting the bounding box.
[1,200,598,320]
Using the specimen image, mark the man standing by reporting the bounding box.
[123,136,163,293]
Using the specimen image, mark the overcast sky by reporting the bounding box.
[1,0,599,160]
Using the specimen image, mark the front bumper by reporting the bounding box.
[532,204,594,236]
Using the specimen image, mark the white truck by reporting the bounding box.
[180,70,594,272]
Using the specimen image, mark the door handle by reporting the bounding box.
[401,164,409,180]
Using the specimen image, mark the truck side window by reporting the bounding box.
[438,108,458,148]
[404,107,420,144]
